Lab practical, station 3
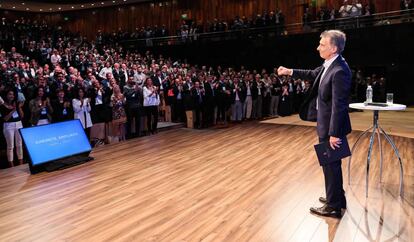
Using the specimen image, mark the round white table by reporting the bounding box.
[348,103,406,197]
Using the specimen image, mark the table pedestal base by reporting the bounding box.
[347,110,404,197]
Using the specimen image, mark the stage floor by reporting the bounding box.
[262,107,414,139]
[0,121,413,241]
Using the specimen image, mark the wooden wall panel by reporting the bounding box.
[0,0,401,40]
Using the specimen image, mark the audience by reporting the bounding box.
[0,12,395,168]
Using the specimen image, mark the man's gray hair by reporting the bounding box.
[321,30,346,54]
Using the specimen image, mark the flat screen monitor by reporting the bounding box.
[19,120,92,166]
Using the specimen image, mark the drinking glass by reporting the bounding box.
[386,93,394,105]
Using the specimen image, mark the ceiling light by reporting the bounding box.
[39,9,43,11]
[101,2,104,5]
[26,8,29,10]
[81,5,84,8]
[13,6,16,9]
[58,7,62,10]
[22,2,25,5]
[49,8,52,11]
[113,0,116,3]
[91,3,95,6]
[71,6,74,9]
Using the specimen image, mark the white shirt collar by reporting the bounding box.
[323,54,339,70]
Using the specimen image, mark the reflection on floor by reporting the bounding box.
[0,122,412,241]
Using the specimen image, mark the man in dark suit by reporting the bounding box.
[112,63,126,90]
[278,30,352,218]
[202,76,216,127]
[151,70,164,89]
[191,81,205,129]
[230,77,247,122]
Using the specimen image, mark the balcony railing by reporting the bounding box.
[120,9,413,48]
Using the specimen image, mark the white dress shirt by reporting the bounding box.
[317,54,339,110]
[320,54,339,86]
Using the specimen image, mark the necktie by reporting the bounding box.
[316,66,325,89]
[313,66,325,110]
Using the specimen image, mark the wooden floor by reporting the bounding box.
[263,107,414,139]
[0,122,413,241]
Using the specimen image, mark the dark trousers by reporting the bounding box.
[173,99,185,122]
[203,100,215,127]
[194,106,202,128]
[145,106,158,133]
[319,137,347,210]
[126,106,141,137]
[85,127,91,140]
[262,94,271,116]
[216,99,227,122]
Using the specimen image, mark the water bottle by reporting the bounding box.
[366,85,373,103]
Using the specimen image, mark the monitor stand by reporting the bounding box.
[44,155,94,172]
[29,153,93,174]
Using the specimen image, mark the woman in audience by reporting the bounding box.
[143,78,160,134]
[111,85,127,141]
[72,88,92,138]
[29,86,53,126]
[278,83,292,116]
[51,89,73,123]
[0,89,24,167]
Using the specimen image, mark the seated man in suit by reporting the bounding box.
[278,30,352,218]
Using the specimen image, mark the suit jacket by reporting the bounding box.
[88,86,113,123]
[191,88,204,108]
[293,55,352,139]
[123,85,143,109]
[203,82,214,99]
[251,81,265,100]
[151,75,163,88]
[231,83,247,103]
[113,69,126,89]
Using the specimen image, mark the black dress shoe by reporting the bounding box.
[310,204,343,218]
[318,197,346,209]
